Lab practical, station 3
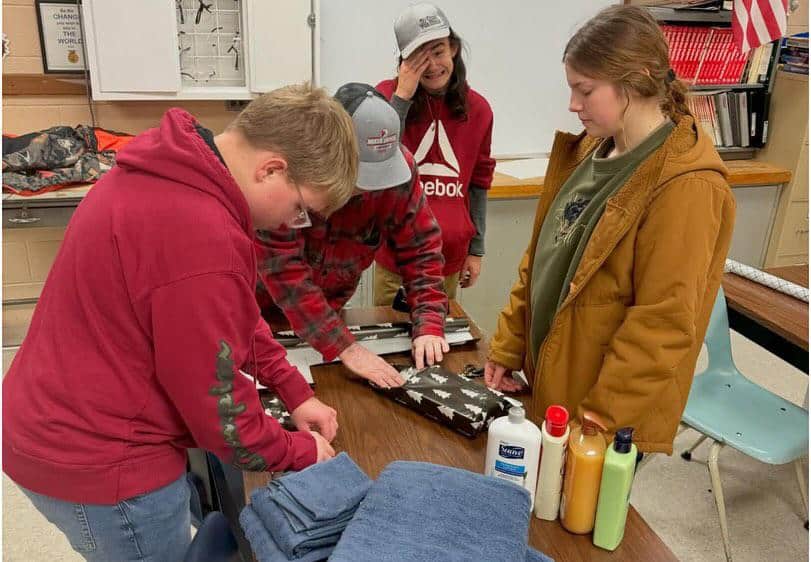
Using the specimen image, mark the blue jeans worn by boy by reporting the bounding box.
[19,473,191,562]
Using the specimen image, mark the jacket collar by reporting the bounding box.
[537,115,704,309]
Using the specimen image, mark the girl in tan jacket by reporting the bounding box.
[485,5,735,454]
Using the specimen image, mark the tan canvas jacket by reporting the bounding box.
[489,115,736,453]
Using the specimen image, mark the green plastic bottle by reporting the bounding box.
[593,427,637,551]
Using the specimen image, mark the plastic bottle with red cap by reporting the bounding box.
[534,404,571,520]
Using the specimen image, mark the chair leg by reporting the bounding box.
[793,458,809,527]
[681,434,708,461]
[708,441,734,562]
[635,452,656,474]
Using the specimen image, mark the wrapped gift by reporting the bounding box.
[258,390,295,431]
[371,365,520,438]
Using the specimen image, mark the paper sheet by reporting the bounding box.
[246,330,477,386]
[495,158,549,180]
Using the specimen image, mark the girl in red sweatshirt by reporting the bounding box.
[375,2,495,304]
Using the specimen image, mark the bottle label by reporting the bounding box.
[498,444,525,459]
[493,442,527,484]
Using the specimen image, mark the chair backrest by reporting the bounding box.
[703,286,737,376]
[183,511,239,562]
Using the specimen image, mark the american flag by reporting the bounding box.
[732,0,789,53]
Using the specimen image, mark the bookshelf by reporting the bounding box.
[647,6,779,160]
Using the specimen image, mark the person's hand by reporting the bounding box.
[459,255,483,288]
[291,397,338,442]
[412,334,450,369]
[309,431,336,463]
[484,359,524,392]
[394,46,431,100]
[339,343,405,388]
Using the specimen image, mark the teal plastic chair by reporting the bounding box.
[681,286,809,562]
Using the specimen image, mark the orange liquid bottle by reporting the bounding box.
[559,411,607,534]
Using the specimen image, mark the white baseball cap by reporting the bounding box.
[394,3,451,60]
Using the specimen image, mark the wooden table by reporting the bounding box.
[722,265,808,373]
[242,302,678,562]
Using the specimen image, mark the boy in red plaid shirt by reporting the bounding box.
[256,83,448,388]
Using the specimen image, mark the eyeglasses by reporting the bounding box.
[288,181,312,229]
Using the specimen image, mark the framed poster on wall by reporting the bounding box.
[35,0,86,73]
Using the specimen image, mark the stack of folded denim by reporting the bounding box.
[239,452,371,562]
[328,461,555,562]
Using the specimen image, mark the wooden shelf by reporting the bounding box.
[3,73,89,96]
[777,69,810,83]
[717,146,758,160]
[489,160,791,199]
[724,160,793,186]
[690,83,766,91]
[648,6,732,24]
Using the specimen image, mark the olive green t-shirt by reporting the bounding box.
[528,121,675,363]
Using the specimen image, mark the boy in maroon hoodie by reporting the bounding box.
[2,84,358,561]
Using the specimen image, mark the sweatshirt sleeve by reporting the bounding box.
[151,271,316,472]
[467,184,488,256]
[471,111,496,189]
[389,95,413,137]
[249,317,314,412]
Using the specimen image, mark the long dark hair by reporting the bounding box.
[397,28,469,123]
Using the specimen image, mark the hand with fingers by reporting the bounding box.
[484,360,525,393]
[309,431,336,463]
[459,255,482,288]
[291,397,338,442]
[412,334,450,369]
[338,343,405,389]
[394,46,431,101]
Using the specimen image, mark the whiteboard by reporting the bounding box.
[319,0,615,157]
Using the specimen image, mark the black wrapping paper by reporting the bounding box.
[258,390,295,431]
[370,365,520,438]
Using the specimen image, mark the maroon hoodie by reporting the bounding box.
[3,109,316,504]
[375,80,496,275]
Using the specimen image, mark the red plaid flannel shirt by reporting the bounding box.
[255,152,447,361]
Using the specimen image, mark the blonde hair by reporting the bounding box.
[228,83,358,215]
[563,5,689,121]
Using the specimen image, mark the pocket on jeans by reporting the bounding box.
[71,503,97,552]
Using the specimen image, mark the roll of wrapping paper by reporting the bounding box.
[724,259,808,302]
[274,317,472,348]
